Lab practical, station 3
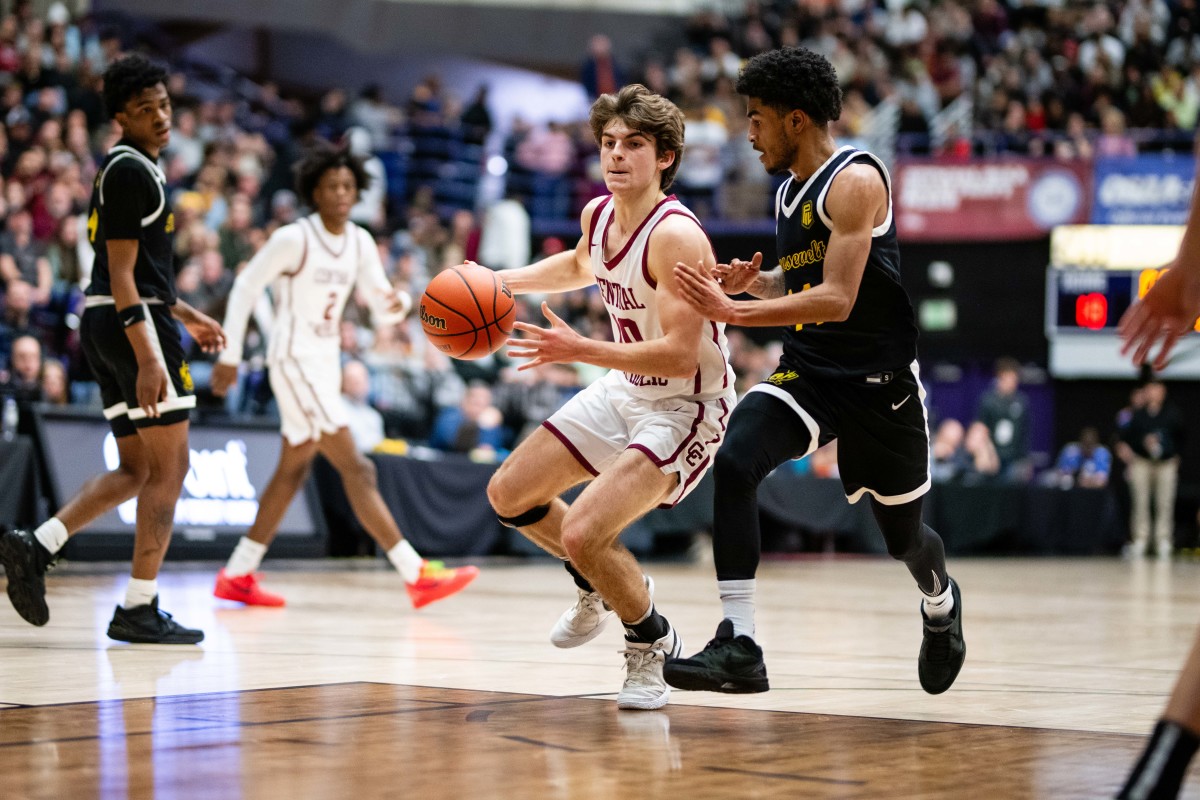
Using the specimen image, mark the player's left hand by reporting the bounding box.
[507,302,583,370]
[674,259,738,322]
[184,311,226,354]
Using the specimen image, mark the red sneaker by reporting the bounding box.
[406,562,479,609]
[213,569,286,607]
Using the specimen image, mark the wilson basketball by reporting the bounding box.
[420,264,516,360]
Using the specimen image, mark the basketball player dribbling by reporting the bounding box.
[0,55,225,642]
[663,47,965,696]
[211,144,478,609]
[486,84,735,710]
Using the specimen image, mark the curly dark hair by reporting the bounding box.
[293,143,372,207]
[735,47,843,125]
[102,54,169,118]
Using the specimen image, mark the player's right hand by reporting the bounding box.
[211,362,239,398]
[136,362,169,419]
[712,251,763,295]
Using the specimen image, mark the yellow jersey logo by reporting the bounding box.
[164,212,175,234]
[767,370,798,385]
[801,200,814,229]
[179,361,194,392]
[87,209,98,243]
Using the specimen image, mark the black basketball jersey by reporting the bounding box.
[773,146,917,379]
[85,139,177,304]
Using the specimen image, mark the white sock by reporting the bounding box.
[123,578,158,609]
[923,581,954,621]
[33,518,69,555]
[225,537,268,578]
[718,579,757,639]
[387,540,424,583]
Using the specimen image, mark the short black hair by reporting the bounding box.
[735,47,843,125]
[294,143,372,206]
[102,54,169,118]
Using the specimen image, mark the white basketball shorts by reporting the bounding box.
[269,357,348,446]
[542,370,734,508]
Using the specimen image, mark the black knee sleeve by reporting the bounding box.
[498,503,551,529]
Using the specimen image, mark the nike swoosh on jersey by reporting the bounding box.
[891,396,911,411]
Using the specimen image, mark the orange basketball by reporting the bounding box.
[419,264,516,360]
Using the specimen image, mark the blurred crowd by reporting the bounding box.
[0,0,1196,474]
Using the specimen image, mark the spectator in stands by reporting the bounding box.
[478,188,531,271]
[674,98,728,219]
[0,208,51,304]
[975,357,1031,482]
[0,331,39,395]
[218,194,255,273]
[1053,427,1112,489]
[963,421,1002,482]
[342,358,385,454]
[346,126,386,231]
[39,356,67,406]
[1096,107,1138,157]
[165,106,203,178]
[349,83,400,151]
[1117,377,1186,557]
[493,362,579,446]
[580,34,625,99]
[460,85,492,147]
[442,209,479,269]
[931,418,970,483]
[45,212,83,293]
[429,381,506,456]
[515,121,575,177]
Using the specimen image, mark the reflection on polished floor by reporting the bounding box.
[0,557,1198,798]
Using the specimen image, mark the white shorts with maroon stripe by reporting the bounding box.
[542,370,734,508]
[269,356,349,446]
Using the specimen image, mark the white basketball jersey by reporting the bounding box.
[220,213,404,369]
[587,195,733,401]
[268,216,361,364]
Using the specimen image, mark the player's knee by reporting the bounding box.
[487,467,533,519]
[560,523,593,564]
[351,455,377,485]
[118,460,151,489]
[713,445,756,490]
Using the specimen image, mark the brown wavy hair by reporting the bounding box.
[589,84,685,191]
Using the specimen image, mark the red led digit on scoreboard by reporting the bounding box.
[1075,292,1108,329]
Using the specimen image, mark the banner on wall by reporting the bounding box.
[893,158,1091,242]
[1091,155,1195,225]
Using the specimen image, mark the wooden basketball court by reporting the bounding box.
[1,556,1197,798]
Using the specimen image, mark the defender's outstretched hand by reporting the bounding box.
[1119,263,1200,370]
[674,260,738,323]
[712,251,763,295]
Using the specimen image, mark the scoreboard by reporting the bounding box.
[1047,225,1200,378]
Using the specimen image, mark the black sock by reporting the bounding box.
[564,561,594,593]
[1119,720,1200,799]
[624,606,668,643]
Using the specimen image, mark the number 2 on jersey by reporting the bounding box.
[323,291,338,321]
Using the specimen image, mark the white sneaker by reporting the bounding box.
[550,575,654,649]
[617,625,682,711]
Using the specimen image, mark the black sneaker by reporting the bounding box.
[0,528,57,626]
[107,596,204,644]
[663,619,769,693]
[919,577,965,694]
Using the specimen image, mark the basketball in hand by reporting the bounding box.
[419,264,516,360]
